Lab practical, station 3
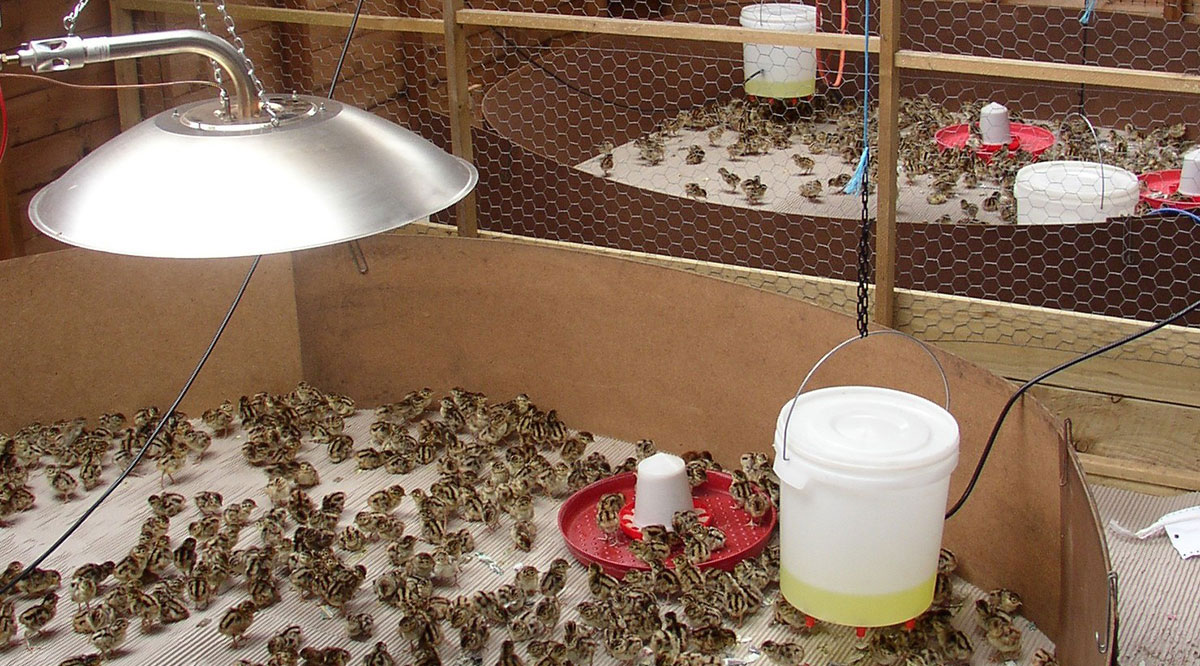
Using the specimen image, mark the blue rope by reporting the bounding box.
[842,0,871,195]
[1080,0,1097,25]
[1146,207,1200,225]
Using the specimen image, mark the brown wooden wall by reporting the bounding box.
[0,1,121,258]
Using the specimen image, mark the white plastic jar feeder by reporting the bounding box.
[773,332,959,627]
[1179,148,1200,198]
[632,452,693,529]
[979,102,1013,146]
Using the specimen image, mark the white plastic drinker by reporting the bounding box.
[739,3,818,99]
[979,102,1012,146]
[773,332,960,627]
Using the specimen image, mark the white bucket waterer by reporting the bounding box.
[740,3,818,99]
[773,332,960,627]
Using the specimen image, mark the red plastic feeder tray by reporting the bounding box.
[557,470,777,577]
[1138,170,1200,210]
[934,123,1056,163]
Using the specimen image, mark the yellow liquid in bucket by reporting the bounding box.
[744,78,816,99]
[780,568,935,627]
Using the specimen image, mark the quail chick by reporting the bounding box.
[363,641,397,666]
[218,600,257,648]
[595,492,624,544]
[19,592,58,642]
[717,167,741,193]
[684,183,708,199]
[791,154,815,174]
[761,640,805,664]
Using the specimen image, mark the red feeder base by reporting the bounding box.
[934,123,1056,163]
[1138,170,1200,210]
[557,470,777,577]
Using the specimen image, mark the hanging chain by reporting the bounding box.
[63,0,92,36]
[855,146,872,338]
[193,0,231,116]
[212,0,277,121]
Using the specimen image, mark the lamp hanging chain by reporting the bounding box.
[63,0,92,36]
[855,144,872,338]
[212,0,277,121]
[192,0,231,116]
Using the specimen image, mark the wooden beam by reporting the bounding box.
[873,0,902,328]
[1077,452,1200,492]
[113,0,443,33]
[895,50,1200,96]
[457,9,879,52]
[109,0,143,130]
[1031,385,1200,472]
[444,0,478,237]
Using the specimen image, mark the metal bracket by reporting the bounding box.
[1096,570,1118,654]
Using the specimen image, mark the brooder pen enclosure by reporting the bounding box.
[1,0,1199,665]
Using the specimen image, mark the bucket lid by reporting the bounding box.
[1014,161,1138,202]
[777,386,959,476]
[739,3,817,25]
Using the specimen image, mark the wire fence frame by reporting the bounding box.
[109,0,1200,329]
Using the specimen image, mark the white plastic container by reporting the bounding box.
[740,3,818,99]
[1179,148,1200,197]
[979,102,1012,146]
[773,386,959,627]
[1014,161,1139,225]
[632,452,693,529]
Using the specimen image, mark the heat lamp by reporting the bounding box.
[4,30,477,259]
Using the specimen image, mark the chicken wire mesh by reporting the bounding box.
[119,0,1199,340]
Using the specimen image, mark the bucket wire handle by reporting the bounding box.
[780,330,951,461]
[1059,112,1106,209]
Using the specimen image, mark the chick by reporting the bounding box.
[684,183,708,199]
[791,154,815,174]
[761,640,805,664]
[717,167,741,193]
[218,600,257,648]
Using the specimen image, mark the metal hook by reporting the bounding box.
[1059,112,1106,209]
[346,240,369,275]
[779,330,951,461]
[1095,570,1118,653]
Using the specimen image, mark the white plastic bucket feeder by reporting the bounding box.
[1014,161,1139,225]
[773,331,960,627]
[740,3,818,100]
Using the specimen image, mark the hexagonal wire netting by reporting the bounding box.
[123,0,1200,341]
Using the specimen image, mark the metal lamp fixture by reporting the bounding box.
[8,29,478,258]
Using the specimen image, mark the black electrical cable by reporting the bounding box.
[328,0,367,99]
[945,290,1200,519]
[0,255,262,597]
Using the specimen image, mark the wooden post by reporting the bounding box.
[110,0,144,130]
[873,0,902,328]
[443,0,478,238]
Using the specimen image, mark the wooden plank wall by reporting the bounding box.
[0,1,122,258]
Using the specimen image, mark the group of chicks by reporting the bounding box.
[595,97,867,206]
[846,549,1058,666]
[1,381,1059,666]
[598,93,1196,223]
[0,406,216,527]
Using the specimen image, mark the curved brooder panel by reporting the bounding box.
[1,234,1114,664]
